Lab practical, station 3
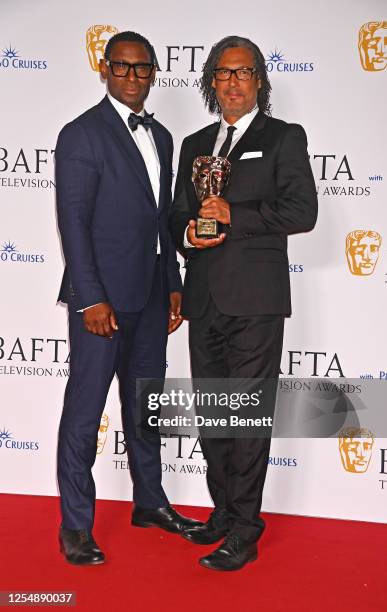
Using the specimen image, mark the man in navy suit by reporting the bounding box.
[56,31,201,566]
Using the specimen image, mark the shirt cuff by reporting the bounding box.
[183,226,195,248]
[77,302,103,313]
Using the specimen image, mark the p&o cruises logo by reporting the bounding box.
[0,427,39,451]
[0,45,48,70]
[266,48,314,73]
[0,241,45,264]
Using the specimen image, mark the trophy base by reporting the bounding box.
[195,218,219,239]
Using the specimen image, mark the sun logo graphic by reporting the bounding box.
[86,25,118,72]
[358,22,387,71]
[267,49,285,63]
[2,45,19,59]
[1,241,17,254]
[0,427,12,440]
[0,428,12,448]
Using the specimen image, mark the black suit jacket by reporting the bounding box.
[169,113,318,318]
[56,95,182,312]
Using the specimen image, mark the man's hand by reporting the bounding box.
[168,292,183,334]
[187,220,226,249]
[199,196,231,225]
[83,302,118,337]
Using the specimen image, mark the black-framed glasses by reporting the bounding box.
[213,67,258,81]
[106,60,154,78]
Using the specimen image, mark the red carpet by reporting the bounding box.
[0,494,384,611]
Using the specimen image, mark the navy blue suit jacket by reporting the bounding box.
[55,95,182,312]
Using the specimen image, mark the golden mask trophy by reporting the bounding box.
[192,156,231,239]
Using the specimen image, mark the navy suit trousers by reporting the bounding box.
[57,261,169,530]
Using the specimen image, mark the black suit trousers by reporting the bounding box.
[189,297,284,542]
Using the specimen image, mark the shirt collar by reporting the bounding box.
[220,105,259,133]
[107,92,145,123]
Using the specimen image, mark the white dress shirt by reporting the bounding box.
[184,106,259,247]
[213,105,258,156]
[81,93,161,312]
[107,92,161,217]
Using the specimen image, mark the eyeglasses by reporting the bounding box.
[105,60,154,78]
[213,67,258,81]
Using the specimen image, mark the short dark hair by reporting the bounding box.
[200,35,271,116]
[104,31,156,64]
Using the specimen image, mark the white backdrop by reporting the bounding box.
[0,0,386,523]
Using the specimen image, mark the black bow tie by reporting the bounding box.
[128,111,154,132]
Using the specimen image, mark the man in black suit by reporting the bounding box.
[56,30,201,566]
[169,36,318,571]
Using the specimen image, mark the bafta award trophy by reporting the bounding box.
[192,156,231,239]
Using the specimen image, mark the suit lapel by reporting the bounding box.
[227,112,267,164]
[198,122,220,158]
[98,96,156,205]
[150,122,168,210]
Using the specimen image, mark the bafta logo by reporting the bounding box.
[97,413,110,455]
[86,25,118,72]
[358,22,387,71]
[345,230,381,276]
[339,428,374,473]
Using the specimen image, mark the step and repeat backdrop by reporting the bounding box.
[0,1,386,523]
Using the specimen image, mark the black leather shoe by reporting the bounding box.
[59,527,105,566]
[132,505,204,534]
[182,508,229,545]
[199,534,257,571]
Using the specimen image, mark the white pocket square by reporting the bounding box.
[240,151,263,159]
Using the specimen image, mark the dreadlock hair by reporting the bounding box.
[104,30,156,64]
[200,35,271,116]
